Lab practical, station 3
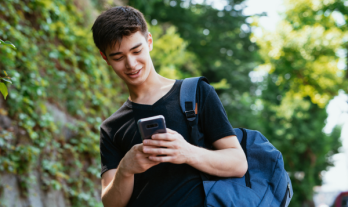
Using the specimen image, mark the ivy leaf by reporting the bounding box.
[1,78,12,84]
[0,39,16,50]
[0,82,8,99]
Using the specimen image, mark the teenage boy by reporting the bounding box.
[92,6,248,207]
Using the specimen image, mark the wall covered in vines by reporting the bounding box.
[0,0,125,205]
[0,0,198,206]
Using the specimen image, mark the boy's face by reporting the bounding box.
[102,31,153,87]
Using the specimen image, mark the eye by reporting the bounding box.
[134,49,142,54]
[114,56,123,61]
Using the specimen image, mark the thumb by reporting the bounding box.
[134,143,144,152]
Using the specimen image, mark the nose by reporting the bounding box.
[125,55,137,70]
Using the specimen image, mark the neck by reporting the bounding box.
[127,68,173,104]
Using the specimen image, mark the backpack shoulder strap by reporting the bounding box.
[180,76,209,122]
[180,77,210,181]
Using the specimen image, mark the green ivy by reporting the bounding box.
[0,0,125,205]
[0,0,199,206]
[0,39,15,99]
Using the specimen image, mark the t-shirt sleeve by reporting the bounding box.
[100,126,123,177]
[198,82,236,146]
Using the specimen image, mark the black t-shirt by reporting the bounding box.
[100,79,236,207]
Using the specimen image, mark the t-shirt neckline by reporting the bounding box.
[125,79,180,109]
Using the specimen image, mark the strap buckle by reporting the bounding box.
[185,110,196,121]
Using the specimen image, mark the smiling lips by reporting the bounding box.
[128,70,140,75]
[126,68,142,78]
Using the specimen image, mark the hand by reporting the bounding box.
[142,128,195,164]
[118,143,160,177]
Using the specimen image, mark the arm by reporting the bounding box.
[101,144,160,207]
[143,129,247,178]
[101,168,134,207]
[187,135,247,177]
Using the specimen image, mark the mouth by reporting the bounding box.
[127,70,141,75]
[126,68,142,78]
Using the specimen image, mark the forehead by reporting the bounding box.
[107,31,147,54]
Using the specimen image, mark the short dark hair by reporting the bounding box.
[92,6,148,54]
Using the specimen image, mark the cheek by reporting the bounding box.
[111,62,125,74]
[136,54,145,62]
[138,48,150,60]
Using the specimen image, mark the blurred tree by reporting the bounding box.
[150,25,201,79]
[128,0,260,128]
[254,0,346,206]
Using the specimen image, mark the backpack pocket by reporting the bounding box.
[204,178,261,207]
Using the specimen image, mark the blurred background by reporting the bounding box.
[0,0,347,206]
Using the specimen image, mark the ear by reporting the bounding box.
[100,51,110,65]
[147,32,153,52]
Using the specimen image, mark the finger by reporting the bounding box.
[143,139,172,148]
[140,145,157,155]
[141,146,164,155]
[143,147,175,155]
[140,156,161,165]
[148,155,174,162]
[151,133,175,141]
[137,145,161,158]
[166,128,177,134]
[136,152,161,165]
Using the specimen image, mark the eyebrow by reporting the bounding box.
[109,43,142,57]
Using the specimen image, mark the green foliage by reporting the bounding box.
[0,0,120,204]
[0,39,16,50]
[0,83,8,100]
[0,39,15,99]
[210,79,230,90]
[254,0,345,205]
[150,25,201,79]
[0,0,202,205]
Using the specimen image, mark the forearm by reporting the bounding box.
[187,146,247,177]
[101,168,134,207]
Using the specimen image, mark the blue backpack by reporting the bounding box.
[179,77,293,207]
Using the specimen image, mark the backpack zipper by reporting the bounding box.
[280,183,290,207]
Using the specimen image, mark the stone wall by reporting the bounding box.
[0,172,67,207]
[0,96,101,207]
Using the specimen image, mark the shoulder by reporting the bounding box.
[100,103,133,135]
[179,77,214,109]
[179,77,213,98]
[197,78,213,93]
[196,78,214,104]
